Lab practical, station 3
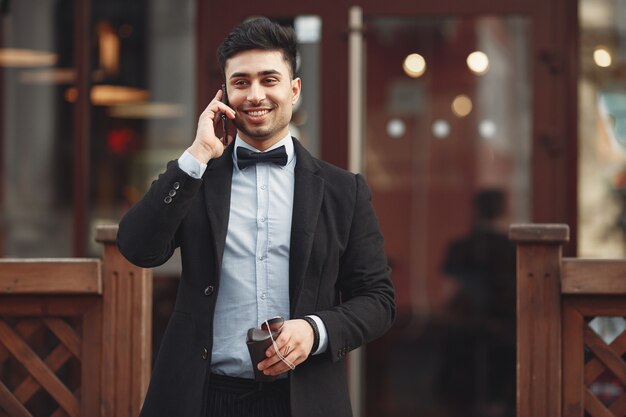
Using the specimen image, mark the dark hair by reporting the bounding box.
[474,189,505,220]
[217,17,298,79]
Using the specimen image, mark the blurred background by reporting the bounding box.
[1,0,625,415]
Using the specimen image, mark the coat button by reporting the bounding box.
[168,189,177,197]
[201,347,208,360]
[173,182,180,190]
[204,285,214,296]
[164,196,172,204]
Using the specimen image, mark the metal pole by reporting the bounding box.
[347,6,364,417]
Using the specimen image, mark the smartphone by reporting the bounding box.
[220,83,229,145]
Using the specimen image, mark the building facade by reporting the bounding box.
[2,0,625,415]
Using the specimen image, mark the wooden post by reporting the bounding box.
[509,224,569,417]
[95,225,152,417]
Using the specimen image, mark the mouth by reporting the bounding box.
[245,109,271,117]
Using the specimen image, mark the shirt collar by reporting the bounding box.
[233,134,295,170]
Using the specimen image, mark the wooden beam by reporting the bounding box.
[562,259,626,294]
[509,223,570,243]
[0,259,101,294]
[510,223,565,417]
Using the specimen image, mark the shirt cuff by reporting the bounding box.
[178,150,207,179]
[306,315,328,355]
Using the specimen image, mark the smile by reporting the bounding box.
[245,109,271,117]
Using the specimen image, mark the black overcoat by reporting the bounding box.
[117,139,396,417]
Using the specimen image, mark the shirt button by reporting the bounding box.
[260,185,267,190]
[260,217,266,223]
[168,189,177,197]
[204,285,214,296]
[173,182,180,190]
[258,255,264,261]
[260,293,266,300]
[164,196,173,204]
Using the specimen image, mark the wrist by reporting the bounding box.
[186,142,214,164]
[301,316,320,355]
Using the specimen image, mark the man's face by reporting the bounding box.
[224,49,301,150]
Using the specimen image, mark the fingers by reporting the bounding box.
[257,340,301,376]
[257,319,315,376]
[187,90,236,163]
[203,89,235,120]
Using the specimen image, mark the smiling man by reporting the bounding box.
[117,17,395,417]
[225,49,299,148]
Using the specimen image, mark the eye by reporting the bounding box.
[233,79,248,87]
[263,77,279,84]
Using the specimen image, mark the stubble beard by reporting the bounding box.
[233,110,291,145]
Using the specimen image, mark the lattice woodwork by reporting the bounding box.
[0,316,85,417]
[584,325,626,416]
[0,227,152,417]
[510,224,626,417]
[561,308,626,417]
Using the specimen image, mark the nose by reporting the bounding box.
[247,81,265,104]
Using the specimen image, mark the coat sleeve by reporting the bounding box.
[117,160,203,268]
[315,173,396,362]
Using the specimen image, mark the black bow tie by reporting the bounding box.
[236,145,288,170]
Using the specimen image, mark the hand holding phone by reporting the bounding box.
[187,88,235,164]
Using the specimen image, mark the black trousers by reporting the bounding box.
[206,374,291,417]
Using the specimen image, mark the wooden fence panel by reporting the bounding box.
[0,225,151,417]
[512,224,626,417]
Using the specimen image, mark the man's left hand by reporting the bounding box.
[257,319,314,376]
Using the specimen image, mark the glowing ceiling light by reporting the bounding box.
[479,120,497,139]
[403,53,426,78]
[386,118,406,138]
[467,51,489,74]
[432,119,450,139]
[452,95,473,117]
[66,85,150,105]
[593,47,612,68]
[0,48,57,67]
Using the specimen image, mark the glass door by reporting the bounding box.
[357,12,532,417]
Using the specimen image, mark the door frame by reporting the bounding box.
[198,0,578,253]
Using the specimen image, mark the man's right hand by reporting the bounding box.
[186,89,236,164]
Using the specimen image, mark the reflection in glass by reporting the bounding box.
[387,118,407,138]
[1,0,74,257]
[466,51,490,74]
[452,94,473,117]
[363,15,530,417]
[87,0,196,258]
[432,119,451,139]
[593,46,612,67]
[292,15,322,157]
[403,53,427,78]
[579,0,626,257]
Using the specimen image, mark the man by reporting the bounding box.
[117,17,395,417]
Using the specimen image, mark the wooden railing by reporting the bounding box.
[0,225,152,417]
[511,224,626,417]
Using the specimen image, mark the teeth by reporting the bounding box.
[248,110,269,116]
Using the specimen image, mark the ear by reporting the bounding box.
[291,77,302,105]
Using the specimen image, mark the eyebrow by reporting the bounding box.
[229,69,283,79]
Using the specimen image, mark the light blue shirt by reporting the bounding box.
[178,134,327,378]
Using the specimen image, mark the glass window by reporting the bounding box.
[261,15,322,158]
[0,0,196,258]
[578,0,626,257]
[363,15,531,417]
[86,0,196,259]
[1,0,75,256]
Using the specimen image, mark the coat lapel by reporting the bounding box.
[202,145,234,273]
[289,140,324,314]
